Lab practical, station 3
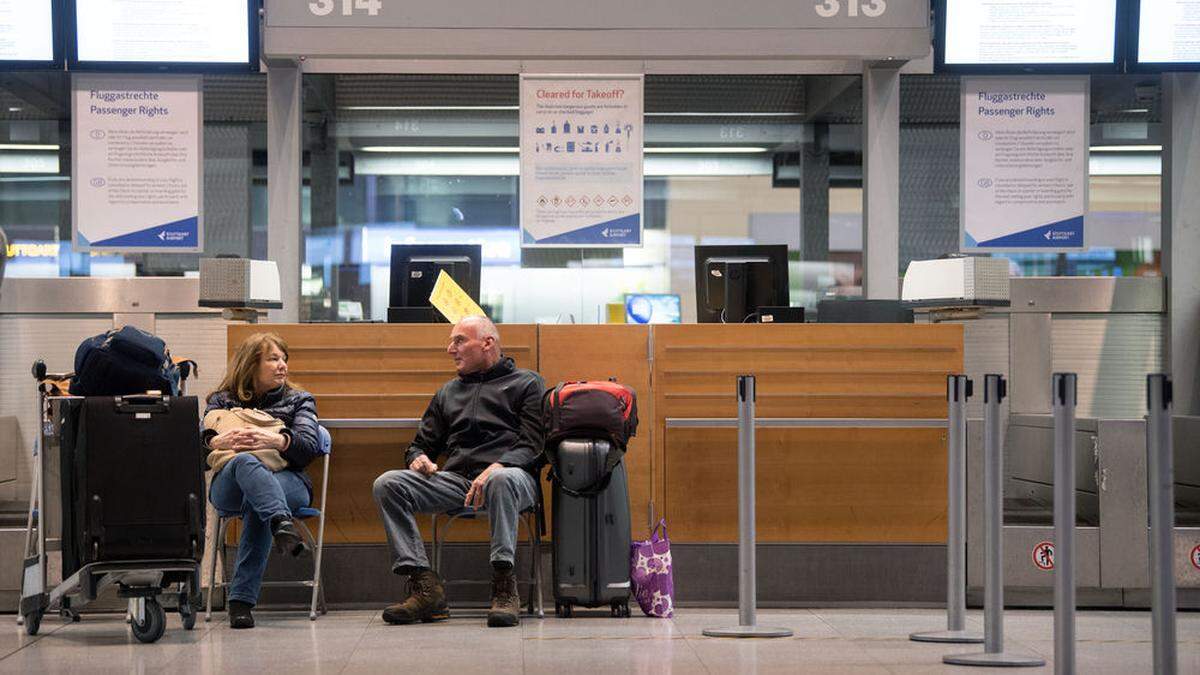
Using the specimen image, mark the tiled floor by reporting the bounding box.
[2,607,1197,674]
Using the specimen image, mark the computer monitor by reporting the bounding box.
[693,245,789,324]
[624,294,682,324]
[388,244,482,323]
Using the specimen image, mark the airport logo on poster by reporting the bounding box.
[961,76,1088,251]
[72,75,203,252]
[520,75,643,247]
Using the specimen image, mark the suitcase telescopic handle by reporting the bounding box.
[115,393,171,414]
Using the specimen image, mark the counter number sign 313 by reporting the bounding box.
[815,0,886,18]
[309,0,382,16]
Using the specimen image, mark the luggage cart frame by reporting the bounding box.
[17,360,201,643]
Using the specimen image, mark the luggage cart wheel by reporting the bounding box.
[22,610,42,636]
[178,593,196,631]
[131,599,166,644]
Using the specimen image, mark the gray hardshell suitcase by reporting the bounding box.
[551,439,632,617]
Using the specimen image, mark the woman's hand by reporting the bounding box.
[209,429,245,451]
[230,428,288,452]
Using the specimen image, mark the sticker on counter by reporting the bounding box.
[1190,544,1200,571]
[1032,541,1055,571]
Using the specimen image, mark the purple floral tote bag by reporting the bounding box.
[630,519,674,618]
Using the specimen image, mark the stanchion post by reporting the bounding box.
[703,376,792,639]
[1053,373,1077,675]
[944,374,1044,668]
[911,374,983,644]
[1146,374,1177,675]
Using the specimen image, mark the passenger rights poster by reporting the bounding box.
[520,75,643,247]
[961,76,1088,251]
[72,74,203,252]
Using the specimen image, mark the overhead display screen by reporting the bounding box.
[1136,0,1200,68]
[71,0,254,69]
[940,0,1119,70]
[0,0,57,65]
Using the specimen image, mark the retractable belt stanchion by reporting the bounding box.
[944,374,1044,668]
[911,374,983,644]
[1146,374,1177,675]
[1053,373,1078,675]
[703,375,792,639]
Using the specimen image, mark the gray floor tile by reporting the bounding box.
[0,607,1195,674]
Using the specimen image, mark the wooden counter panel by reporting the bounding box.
[319,428,491,544]
[225,323,963,547]
[663,427,948,543]
[538,325,653,534]
[660,370,951,395]
[659,395,948,420]
[651,323,962,543]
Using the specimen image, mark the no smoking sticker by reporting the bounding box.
[1033,541,1054,571]
[1191,545,1200,571]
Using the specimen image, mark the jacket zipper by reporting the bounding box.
[469,379,481,434]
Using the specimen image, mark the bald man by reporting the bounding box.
[373,316,545,628]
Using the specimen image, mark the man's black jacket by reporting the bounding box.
[405,356,545,478]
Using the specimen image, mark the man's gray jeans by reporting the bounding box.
[372,467,538,573]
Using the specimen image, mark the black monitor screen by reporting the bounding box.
[693,244,789,324]
[1131,0,1200,72]
[0,0,60,70]
[388,244,482,318]
[935,0,1121,74]
[68,0,258,72]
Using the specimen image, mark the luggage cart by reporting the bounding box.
[18,360,201,643]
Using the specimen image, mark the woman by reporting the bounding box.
[206,332,322,629]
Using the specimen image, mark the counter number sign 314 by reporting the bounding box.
[815,0,886,18]
[309,0,382,16]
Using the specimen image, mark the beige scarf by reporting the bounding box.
[203,408,287,474]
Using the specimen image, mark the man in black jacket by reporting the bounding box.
[373,315,544,628]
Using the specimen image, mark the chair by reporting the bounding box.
[205,425,332,621]
[430,470,545,619]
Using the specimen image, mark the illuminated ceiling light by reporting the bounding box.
[645,112,801,117]
[0,144,60,151]
[644,147,769,154]
[341,105,518,111]
[1090,145,1162,152]
[358,146,770,154]
[359,146,519,153]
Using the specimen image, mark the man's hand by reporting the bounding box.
[409,454,438,477]
[464,462,503,508]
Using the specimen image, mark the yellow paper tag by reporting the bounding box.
[429,270,487,324]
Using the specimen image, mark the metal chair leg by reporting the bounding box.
[430,514,440,574]
[205,517,231,622]
[532,516,544,618]
[294,520,321,620]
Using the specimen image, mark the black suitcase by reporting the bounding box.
[550,439,632,617]
[59,395,206,577]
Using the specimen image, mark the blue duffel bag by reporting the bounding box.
[69,326,182,396]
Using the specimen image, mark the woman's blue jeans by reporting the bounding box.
[209,453,310,606]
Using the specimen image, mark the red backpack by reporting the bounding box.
[542,379,639,495]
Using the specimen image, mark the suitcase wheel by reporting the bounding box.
[178,592,196,631]
[131,598,166,644]
[23,610,42,636]
[555,602,573,618]
[611,600,631,618]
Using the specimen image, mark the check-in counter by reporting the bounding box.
[231,322,964,604]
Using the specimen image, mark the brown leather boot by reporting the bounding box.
[382,569,450,625]
[486,566,520,628]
